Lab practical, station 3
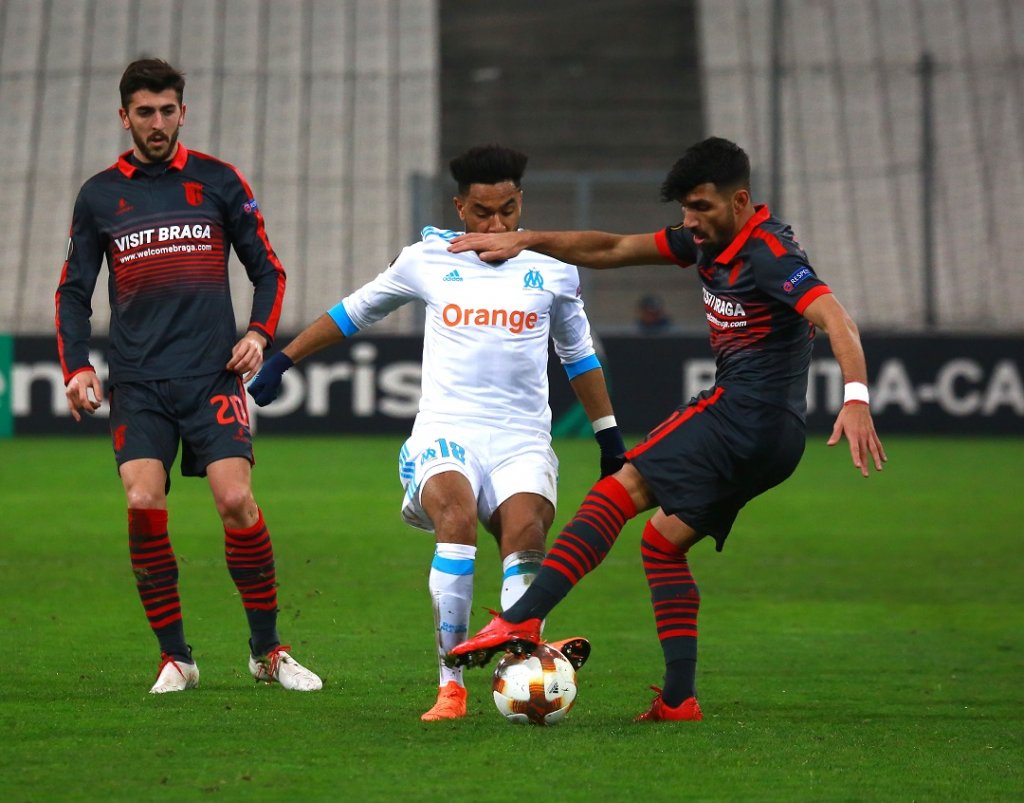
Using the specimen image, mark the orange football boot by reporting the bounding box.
[421,681,468,721]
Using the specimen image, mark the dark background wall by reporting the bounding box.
[439,1,707,331]
[441,0,701,171]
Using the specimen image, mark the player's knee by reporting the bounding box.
[432,500,478,543]
[214,486,255,523]
[125,487,165,510]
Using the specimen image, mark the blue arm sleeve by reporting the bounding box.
[327,301,360,337]
[563,353,601,381]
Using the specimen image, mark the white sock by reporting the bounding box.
[500,550,545,634]
[429,542,476,687]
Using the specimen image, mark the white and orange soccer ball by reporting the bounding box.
[491,643,578,725]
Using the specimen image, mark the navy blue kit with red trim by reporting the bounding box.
[55,145,284,479]
[628,205,831,547]
[55,146,286,387]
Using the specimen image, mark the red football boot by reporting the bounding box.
[635,686,703,721]
[547,637,592,671]
[444,610,543,669]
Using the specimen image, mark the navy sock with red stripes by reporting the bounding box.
[224,510,280,657]
[128,508,190,662]
[503,476,637,623]
[641,519,699,706]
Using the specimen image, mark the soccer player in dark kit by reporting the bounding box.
[55,58,321,693]
[445,136,886,720]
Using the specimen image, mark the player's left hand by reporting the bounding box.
[248,352,294,406]
[227,333,266,381]
[600,452,627,478]
[595,424,627,478]
[828,403,887,478]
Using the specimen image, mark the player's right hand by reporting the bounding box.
[247,351,294,406]
[65,370,103,422]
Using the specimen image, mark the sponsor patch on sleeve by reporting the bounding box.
[783,266,812,293]
[242,198,260,214]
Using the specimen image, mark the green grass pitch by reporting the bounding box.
[1,435,1022,801]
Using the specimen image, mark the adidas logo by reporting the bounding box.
[116,197,134,215]
[442,270,463,282]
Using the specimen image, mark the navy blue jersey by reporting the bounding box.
[56,146,286,386]
[655,205,831,418]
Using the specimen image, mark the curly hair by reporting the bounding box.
[660,137,750,202]
[449,145,528,194]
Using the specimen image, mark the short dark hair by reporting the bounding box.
[659,137,751,202]
[449,145,528,194]
[119,58,186,108]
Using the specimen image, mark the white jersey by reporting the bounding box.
[331,226,598,437]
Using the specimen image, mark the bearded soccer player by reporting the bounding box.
[248,144,624,720]
[446,136,886,721]
[55,59,321,693]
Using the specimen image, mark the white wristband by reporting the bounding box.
[843,382,870,406]
[591,415,618,433]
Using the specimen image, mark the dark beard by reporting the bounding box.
[131,127,179,163]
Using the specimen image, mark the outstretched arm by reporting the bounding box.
[279,313,346,363]
[802,294,887,477]
[448,230,669,269]
[247,313,346,406]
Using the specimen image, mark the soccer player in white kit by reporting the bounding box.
[248,145,625,719]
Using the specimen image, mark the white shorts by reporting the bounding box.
[398,423,559,532]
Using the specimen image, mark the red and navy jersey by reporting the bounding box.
[655,204,831,418]
[55,145,286,385]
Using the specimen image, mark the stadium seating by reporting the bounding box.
[2,0,1021,334]
[0,0,437,336]
[699,0,1024,330]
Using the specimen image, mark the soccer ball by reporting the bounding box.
[491,643,577,725]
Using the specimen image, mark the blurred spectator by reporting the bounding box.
[635,293,672,334]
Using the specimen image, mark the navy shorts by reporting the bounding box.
[108,372,254,486]
[626,386,805,550]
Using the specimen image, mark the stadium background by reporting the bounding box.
[1,0,1022,436]
[1,5,1021,800]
